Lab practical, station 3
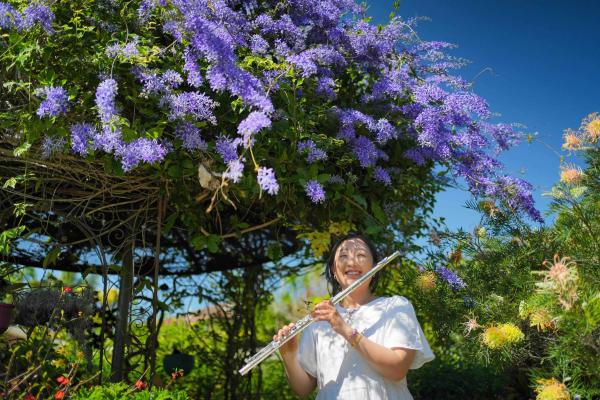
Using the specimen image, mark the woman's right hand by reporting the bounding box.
[274,322,299,356]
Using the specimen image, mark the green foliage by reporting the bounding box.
[71,383,189,400]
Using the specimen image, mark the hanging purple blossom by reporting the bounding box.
[305,180,326,204]
[35,86,69,118]
[257,167,279,195]
[215,136,240,163]
[117,138,169,172]
[373,166,392,186]
[96,78,118,124]
[297,140,327,163]
[352,136,380,168]
[165,92,218,123]
[175,122,206,151]
[40,135,66,159]
[70,123,97,155]
[237,111,271,146]
[93,126,123,153]
[436,266,465,290]
[223,159,244,183]
[20,3,54,33]
[0,3,17,29]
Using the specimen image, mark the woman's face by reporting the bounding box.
[332,238,374,290]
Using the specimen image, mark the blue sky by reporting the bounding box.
[368,0,600,230]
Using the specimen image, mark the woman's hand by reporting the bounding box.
[274,322,299,356]
[312,300,352,338]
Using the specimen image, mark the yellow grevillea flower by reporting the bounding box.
[584,114,600,142]
[535,378,571,400]
[529,309,554,331]
[562,129,583,150]
[559,165,584,185]
[303,231,331,258]
[416,271,437,292]
[481,323,524,349]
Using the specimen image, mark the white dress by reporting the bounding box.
[297,296,434,400]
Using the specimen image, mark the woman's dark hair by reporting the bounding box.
[325,232,380,296]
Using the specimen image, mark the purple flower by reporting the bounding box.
[215,136,240,163]
[316,76,336,100]
[223,159,244,183]
[70,123,97,155]
[0,3,17,29]
[297,140,327,163]
[437,266,465,290]
[93,126,123,153]
[352,136,379,168]
[165,92,218,123]
[117,138,169,171]
[305,180,325,204]
[250,34,269,54]
[237,111,271,146]
[373,166,392,186]
[35,86,68,118]
[162,70,183,88]
[328,175,344,184]
[96,78,118,124]
[40,135,66,159]
[20,3,54,33]
[257,166,279,195]
[175,121,206,151]
[183,48,203,87]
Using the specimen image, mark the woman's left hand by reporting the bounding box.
[311,300,351,337]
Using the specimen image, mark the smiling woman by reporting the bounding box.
[274,233,434,399]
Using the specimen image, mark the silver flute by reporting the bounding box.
[238,250,401,375]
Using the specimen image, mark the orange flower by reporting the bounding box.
[562,129,582,150]
[135,380,147,390]
[56,376,70,386]
[54,391,65,400]
[559,165,584,185]
[584,114,600,142]
[171,370,185,380]
[23,394,36,400]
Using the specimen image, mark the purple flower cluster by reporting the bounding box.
[117,138,169,172]
[0,2,54,33]
[373,167,392,186]
[41,135,66,158]
[223,159,244,183]
[237,111,271,147]
[175,122,207,151]
[96,79,119,124]
[437,266,466,290]
[305,180,326,204]
[215,136,240,163]
[165,92,218,123]
[106,39,139,59]
[297,140,327,163]
[70,123,97,155]
[257,167,279,195]
[35,86,69,118]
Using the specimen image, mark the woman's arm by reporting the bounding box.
[275,323,317,397]
[312,300,416,381]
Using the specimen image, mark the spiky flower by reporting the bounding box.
[535,378,571,400]
[540,254,579,310]
[529,308,554,331]
[416,271,437,292]
[583,112,600,142]
[463,317,481,335]
[559,165,584,185]
[481,323,524,349]
[562,129,583,151]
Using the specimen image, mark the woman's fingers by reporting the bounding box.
[273,323,296,341]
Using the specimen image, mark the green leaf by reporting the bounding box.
[13,142,31,157]
[3,177,17,189]
[43,246,62,268]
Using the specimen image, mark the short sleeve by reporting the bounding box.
[297,326,317,378]
[381,296,435,369]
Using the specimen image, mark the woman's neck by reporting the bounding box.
[341,291,377,308]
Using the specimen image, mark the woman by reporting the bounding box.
[274,233,434,399]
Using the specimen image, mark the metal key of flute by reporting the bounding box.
[238,250,401,375]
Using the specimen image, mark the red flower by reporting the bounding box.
[23,394,36,400]
[54,391,65,400]
[171,370,185,380]
[134,380,147,390]
[56,376,70,386]
[63,287,73,293]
